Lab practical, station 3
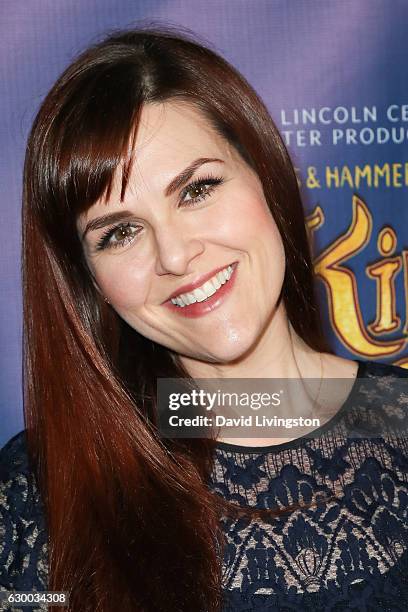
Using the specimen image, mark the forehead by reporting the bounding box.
[77,101,236,229]
[133,101,232,166]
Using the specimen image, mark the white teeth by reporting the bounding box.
[193,288,207,302]
[213,275,222,290]
[171,264,235,307]
[202,280,217,298]
[217,272,226,285]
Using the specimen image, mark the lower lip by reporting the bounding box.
[164,263,238,318]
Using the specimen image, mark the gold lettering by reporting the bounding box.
[393,163,402,187]
[325,166,339,188]
[402,251,408,335]
[306,205,325,250]
[340,166,354,188]
[314,196,406,356]
[394,357,408,369]
[367,258,401,333]
[355,165,372,188]
[374,164,391,187]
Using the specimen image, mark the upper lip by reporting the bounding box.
[163,262,237,303]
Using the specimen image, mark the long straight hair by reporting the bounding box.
[22,27,328,611]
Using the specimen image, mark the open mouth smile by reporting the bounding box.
[164,262,238,318]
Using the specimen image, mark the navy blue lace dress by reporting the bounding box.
[1,359,408,611]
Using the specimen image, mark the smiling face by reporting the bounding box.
[77,101,286,365]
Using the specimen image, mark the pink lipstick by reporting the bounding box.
[163,262,238,318]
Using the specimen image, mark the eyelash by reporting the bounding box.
[95,175,224,251]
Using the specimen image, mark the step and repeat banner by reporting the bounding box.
[1,0,407,445]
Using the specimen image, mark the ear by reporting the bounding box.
[84,261,110,303]
[92,279,110,304]
[88,269,103,297]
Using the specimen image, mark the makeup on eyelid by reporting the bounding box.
[94,175,224,251]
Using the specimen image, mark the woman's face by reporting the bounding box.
[78,101,286,363]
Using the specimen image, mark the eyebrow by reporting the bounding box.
[81,157,224,241]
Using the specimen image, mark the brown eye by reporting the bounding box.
[112,225,134,242]
[186,184,207,199]
[96,222,141,251]
[180,177,224,206]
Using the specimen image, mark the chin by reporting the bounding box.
[196,329,260,365]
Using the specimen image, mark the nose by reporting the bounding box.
[154,223,205,276]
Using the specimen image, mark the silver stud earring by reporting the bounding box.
[104,296,110,304]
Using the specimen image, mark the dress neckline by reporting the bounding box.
[214,359,365,454]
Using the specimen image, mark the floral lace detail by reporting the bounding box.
[209,361,408,610]
[1,360,408,611]
[0,432,48,611]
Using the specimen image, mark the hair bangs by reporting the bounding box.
[49,62,145,220]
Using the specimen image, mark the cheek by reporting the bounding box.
[92,260,151,309]
[216,190,283,252]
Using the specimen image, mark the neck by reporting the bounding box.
[179,302,323,380]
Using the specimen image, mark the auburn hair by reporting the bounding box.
[22,26,328,611]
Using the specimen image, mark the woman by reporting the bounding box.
[1,27,408,611]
